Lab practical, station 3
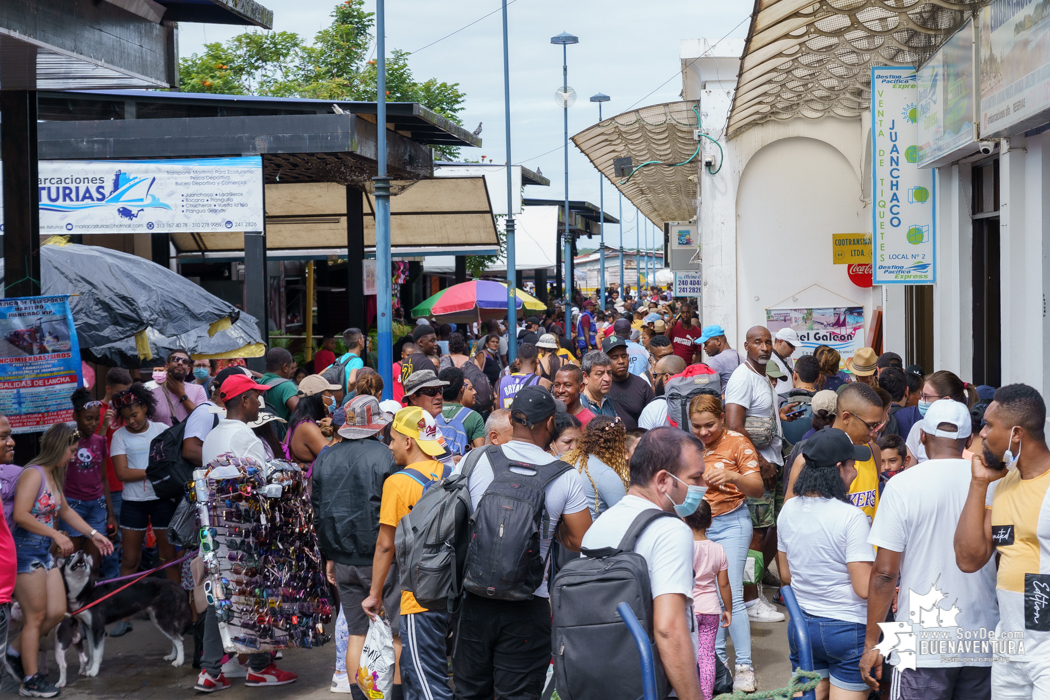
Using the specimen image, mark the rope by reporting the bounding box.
[70,552,193,616]
[714,669,822,700]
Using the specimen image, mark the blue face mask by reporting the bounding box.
[665,473,708,518]
[324,396,337,415]
[917,400,932,417]
[193,367,210,381]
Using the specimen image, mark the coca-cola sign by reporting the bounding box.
[848,263,873,288]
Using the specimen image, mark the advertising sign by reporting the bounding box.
[765,306,865,365]
[872,67,936,284]
[0,296,83,434]
[979,0,1050,137]
[0,157,264,235]
[671,223,698,249]
[917,21,976,165]
[363,260,377,296]
[673,271,702,297]
[832,234,872,264]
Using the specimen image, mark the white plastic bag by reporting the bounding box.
[356,617,395,700]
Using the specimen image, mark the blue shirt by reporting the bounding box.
[625,340,649,377]
[336,352,366,392]
[579,392,618,419]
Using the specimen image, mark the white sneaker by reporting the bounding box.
[757,591,781,614]
[747,600,785,622]
[331,672,353,693]
[734,664,757,693]
[220,656,249,679]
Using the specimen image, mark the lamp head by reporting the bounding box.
[551,32,579,45]
[590,93,611,103]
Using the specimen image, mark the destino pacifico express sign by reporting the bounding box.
[871,67,936,284]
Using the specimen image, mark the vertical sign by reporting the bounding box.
[0,296,83,434]
[872,67,936,284]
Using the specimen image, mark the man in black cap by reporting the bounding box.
[875,351,903,378]
[604,336,656,430]
[518,316,541,346]
[451,386,592,700]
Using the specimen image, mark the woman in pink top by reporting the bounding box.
[684,501,732,700]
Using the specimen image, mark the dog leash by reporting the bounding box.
[70,552,193,617]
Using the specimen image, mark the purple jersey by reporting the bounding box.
[496,373,541,409]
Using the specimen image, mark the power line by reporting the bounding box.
[411,0,519,55]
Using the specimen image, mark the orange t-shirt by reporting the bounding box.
[702,429,760,517]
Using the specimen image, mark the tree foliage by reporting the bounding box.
[179,0,466,157]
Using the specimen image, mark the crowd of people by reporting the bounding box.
[0,286,1045,700]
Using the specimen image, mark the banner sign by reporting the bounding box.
[979,0,1050,137]
[0,296,83,434]
[833,234,872,264]
[917,21,976,165]
[872,67,936,284]
[363,260,377,296]
[673,271,702,297]
[0,157,263,235]
[766,306,865,366]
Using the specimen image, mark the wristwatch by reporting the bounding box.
[89,529,98,538]
[179,394,188,402]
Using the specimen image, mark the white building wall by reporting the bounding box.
[932,163,973,379]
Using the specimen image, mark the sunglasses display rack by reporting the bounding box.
[194,454,332,654]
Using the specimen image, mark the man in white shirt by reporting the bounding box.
[861,400,998,697]
[770,328,799,397]
[638,355,686,430]
[582,427,705,700]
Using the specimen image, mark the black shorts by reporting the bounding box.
[119,498,177,531]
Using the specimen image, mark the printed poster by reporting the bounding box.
[872,67,936,284]
[0,296,83,434]
[673,271,702,297]
[0,157,264,235]
[765,307,865,366]
[980,0,1050,137]
[917,21,976,165]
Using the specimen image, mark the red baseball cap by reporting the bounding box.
[218,374,271,402]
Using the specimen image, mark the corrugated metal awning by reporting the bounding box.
[572,101,700,229]
[727,0,982,135]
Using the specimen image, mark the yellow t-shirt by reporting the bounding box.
[847,454,880,522]
[379,460,446,615]
[631,320,644,332]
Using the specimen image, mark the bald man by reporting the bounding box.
[637,355,687,429]
[484,408,513,446]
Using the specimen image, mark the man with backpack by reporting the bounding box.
[259,348,299,432]
[495,343,551,409]
[561,427,705,700]
[312,395,400,695]
[451,386,592,700]
[323,328,368,397]
[437,368,485,458]
[363,407,452,700]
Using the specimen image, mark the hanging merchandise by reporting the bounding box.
[193,454,332,654]
[392,262,410,285]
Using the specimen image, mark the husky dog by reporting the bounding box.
[58,551,191,679]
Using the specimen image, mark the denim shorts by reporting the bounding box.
[787,608,868,692]
[119,497,176,531]
[13,531,55,574]
[61,496,107,536]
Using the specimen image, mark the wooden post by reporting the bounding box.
[305,261,314,363]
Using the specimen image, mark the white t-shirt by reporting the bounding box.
[184,402,221,445]
[201,419,269,466]
[456,440,589,598]
[771,353,794,397]
[724,363,783,465]
[777,496,875,624]
[867,459,999,667]
[905,422,928,463]
[110,421,168,502]
[638,398,669,430]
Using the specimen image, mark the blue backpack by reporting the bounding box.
[437,406,472,456]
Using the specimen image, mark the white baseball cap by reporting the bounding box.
[921,399,972,439]
[774,328,801,347]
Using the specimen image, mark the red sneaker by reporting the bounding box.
[244,664,298,687]
[195,671,232,693]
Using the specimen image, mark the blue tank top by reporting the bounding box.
[497,373,541,409]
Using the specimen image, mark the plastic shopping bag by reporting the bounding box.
[743,549,764,586]
[357,617,395,700]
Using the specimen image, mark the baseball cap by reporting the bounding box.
[766,361,786,380]
[697,325,726,343]
[643,313,662,323]
[510,385,557,426]
[536,333,559,350]
[391,406,446,456]
[845,347,878,377]
[214,366,251,391]
[403,369,449,397]
[613,318,633,336]
[380,399,403,416]
[876,352,903,369]
[297,374,341,397]
[774,328,801,348]
[583,300,594,308]
[219,374,271,402]
[975,385,996,403]
[921,399,972,439]
[802,428,871,467]
[339,394,393,439]
[904,364,925,376]
[602,336,627,353]
[811,390,838,415]
[526,315,541,326]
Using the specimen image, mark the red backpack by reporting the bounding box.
[663,364,721,430]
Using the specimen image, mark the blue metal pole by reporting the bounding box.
[780,586,817,700]
[618,192,624,302]
[375,0,392,400]
[502,0,516,366]
[616,602,659,700]
[635,207,641,293]
[562,43,571,345]
[597,101,605,312]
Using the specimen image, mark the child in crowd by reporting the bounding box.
[63,388,116,576]
[684,501,732,700]
[877,433,914,484]
[625,428,647,463]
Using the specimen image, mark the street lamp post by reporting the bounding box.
[503,1,517,366]
[618,192,624,303]
[552,31,577,346]
[375,0,392,400]
[635,206,641,293]
[590,92,610,311]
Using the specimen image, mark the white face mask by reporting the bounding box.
[1003,426,1022,471]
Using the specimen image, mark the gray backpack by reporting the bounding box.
[550,509,677,700]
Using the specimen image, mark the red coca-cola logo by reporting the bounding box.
[848,263,873,288]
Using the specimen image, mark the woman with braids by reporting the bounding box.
[776,428,875,700]
[561,415,627,519]
[904,369,978,464]
[688,393,764,688]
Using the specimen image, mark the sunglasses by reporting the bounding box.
[851,414,887,433]
[169,356,193,366]
[112,390,142,409]
[414,386,442,397]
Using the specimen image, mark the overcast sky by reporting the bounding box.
[178,0,750,250]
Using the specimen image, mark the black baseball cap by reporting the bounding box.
[876,352,903,369]
[904,364,925,376]
[510,385,557,426]
[802,428,870,467]
[602,336,627,353]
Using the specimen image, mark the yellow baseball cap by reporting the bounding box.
[391,406,447,457]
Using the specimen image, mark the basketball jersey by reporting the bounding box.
[497,373,541,409]
[847,452,880,522]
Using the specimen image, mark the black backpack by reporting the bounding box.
[321,354,354,393]
[462,447,572,601]
[550,509,678,700]
[146,406,218,501]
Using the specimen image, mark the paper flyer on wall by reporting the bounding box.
[0,296,83,433]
